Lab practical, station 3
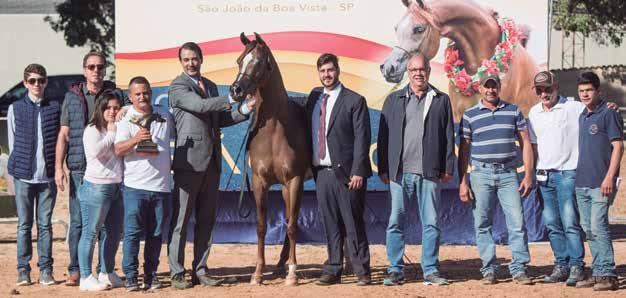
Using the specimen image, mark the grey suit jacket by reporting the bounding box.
[169,73,249,172]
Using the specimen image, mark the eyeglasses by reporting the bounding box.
[26,77,47,85]
[85,64,105,71]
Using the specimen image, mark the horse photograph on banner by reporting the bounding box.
[381,0,541,121]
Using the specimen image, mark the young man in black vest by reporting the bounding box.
[8,64,61,286]
[54,51,121,287]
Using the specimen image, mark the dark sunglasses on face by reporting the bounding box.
[27,77,47,85]
[535,87,553,95]
[86,64,105,71]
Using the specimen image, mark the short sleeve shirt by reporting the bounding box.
[575,101,624,188]
[459,99,526,163]
[115,105,175,193]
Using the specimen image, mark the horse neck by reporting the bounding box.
[257,58,289,121]
[428,0,501,73]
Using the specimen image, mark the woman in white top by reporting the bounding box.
[77,90,124,291]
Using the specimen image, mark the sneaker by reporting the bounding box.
[423,272,450,286]
[143,272,163,290]
[125,277,140,292]
[593,276,618,291]
[513,272,533,285]
[65,271,79,286]
[79,275,109,291]
[39,271,56,286]
[194,273,223,287]
[482,272,497,285]
[543,266,569,283]
[566,266,585,287]
[98,272,124,288]
[171,273,192,290]
[356,275,371,286]
[16,271,31,286]
[383,272,405,286]
[576,276,596,288]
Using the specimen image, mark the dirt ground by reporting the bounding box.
[0,161,626,297]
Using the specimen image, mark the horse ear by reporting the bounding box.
[415,0,425,9]
[240,32,251,45]
[401,0,410,7]
[254,32,265,45]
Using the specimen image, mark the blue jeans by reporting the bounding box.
[14,180,57,273]
[67,171,83,273]
[538,170,584,269]
[386,173,441,276]
[575,187,616,277]
[78,181,124,278]
[122,186,170,279]
[470,161,530,277]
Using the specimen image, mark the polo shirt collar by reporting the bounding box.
[583,100,606,115]
[405,85,435,100]
[539,96,568,113]
[478,98,505,110]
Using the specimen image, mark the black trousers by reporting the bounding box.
[316,167,370,277]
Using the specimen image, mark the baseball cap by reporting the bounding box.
[480,73,501,86]
[533,71,556,88]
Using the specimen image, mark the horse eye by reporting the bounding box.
[413,26,425,34]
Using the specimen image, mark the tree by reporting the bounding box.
[44,0,115,60]
[552,0,625,46]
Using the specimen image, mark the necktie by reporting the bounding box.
[198,78,207,97]
[318,93,330,160]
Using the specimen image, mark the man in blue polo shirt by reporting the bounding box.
[458,74,534,285]
[572,72,623,292]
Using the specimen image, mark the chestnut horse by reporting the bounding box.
[381,0,538,121]
[229,32,311,286]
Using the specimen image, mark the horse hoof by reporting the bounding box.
[285,274,298,286]
[250,274,263,285]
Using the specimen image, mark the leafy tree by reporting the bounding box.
[552,0,625,46]
[44,0,114,60]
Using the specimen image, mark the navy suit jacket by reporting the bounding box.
[293,85,373,183]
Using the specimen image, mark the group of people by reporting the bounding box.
[8,42,623,293]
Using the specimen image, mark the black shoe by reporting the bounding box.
[383,272,405,286]
[482,272,497,285]
[316,273,341,285]
[356,275,371,286]
[143,272,162,290]
[125,277,140,292]
[16,270,31,286]
[171,273,192,290]
[194,273,223,287]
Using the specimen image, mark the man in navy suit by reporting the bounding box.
[294,53,372,286]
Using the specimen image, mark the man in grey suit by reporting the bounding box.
[167,42,256,289]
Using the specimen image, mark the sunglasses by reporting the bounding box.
[26,77,47,85]
[86,64,105,71]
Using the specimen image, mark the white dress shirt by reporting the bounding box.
[312,83,342,166]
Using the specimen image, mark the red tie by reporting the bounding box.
[318,93,330,160]
[198,79,207,97]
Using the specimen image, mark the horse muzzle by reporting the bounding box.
[380,48,409,83]
[230,80,255,102]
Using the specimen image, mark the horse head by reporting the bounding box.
[380,0,440,83]
[230,32,274,102]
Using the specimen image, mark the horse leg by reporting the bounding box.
[274,186,291,277]
[284,177,303,286]
[251,175,268,285]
